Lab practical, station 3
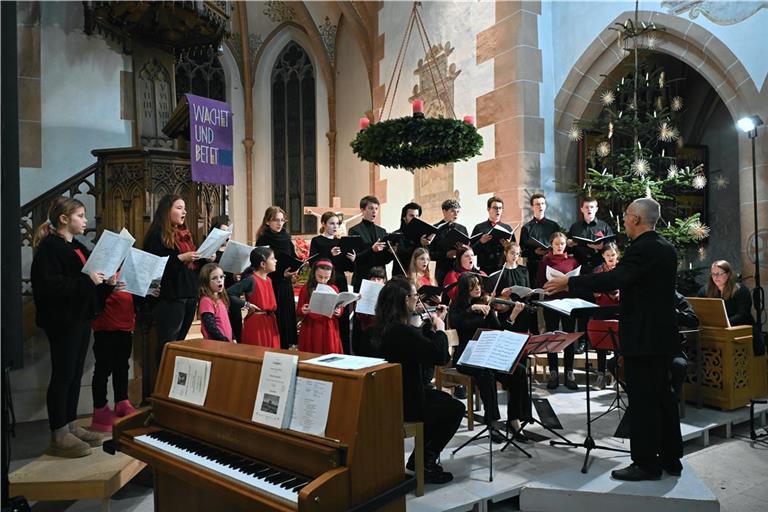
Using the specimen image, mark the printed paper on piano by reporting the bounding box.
[289,377,333,437]
[168,356,212,406]
[304,354,386,371]
[251,351,299,429]
[545,265,581,281]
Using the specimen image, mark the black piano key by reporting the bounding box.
[279,477,301,489]
[269,473,296,485]
[291,482,309,493]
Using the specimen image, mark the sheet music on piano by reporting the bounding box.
[251,351,299,429]
[168,356,212,406]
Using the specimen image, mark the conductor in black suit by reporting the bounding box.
[349,195,394,291]
[545,197,683,481]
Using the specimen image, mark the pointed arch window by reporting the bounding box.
[271,42,317,234]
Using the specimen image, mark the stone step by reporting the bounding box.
[519,460,719,512]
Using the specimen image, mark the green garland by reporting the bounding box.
[350,115,483,171]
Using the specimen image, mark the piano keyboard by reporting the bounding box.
[135,430,310,503]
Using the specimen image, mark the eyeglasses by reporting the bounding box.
[711,271,728,277]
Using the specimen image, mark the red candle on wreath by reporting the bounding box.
[359,117,370,130]
[412,99,423,114]
[463,115,474,125]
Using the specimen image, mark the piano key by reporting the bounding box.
[136,432,304,503]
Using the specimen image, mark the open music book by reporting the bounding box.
[355,279,383,315]
[82,228,135,277]
[536,298,599,316]
[219,240,256,274]
[545,265,581,280]
[571,234,616,245]
[308,284,359,318]
[458,329,528,372]
[252,351,299,429]
[196,227,231,259]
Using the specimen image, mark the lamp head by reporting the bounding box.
[737,115,764,133]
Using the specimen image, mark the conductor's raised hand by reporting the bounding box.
[543,276,569,294]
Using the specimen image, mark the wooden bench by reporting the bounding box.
[9,447,145,512]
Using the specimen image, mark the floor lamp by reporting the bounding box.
[737,115,765,352]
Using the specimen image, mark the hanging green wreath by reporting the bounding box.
[351,115,483,171]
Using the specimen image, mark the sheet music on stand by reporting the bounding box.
[535,298,599,317]
[458,329,528,372]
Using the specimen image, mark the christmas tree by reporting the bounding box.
[569,9,710,258]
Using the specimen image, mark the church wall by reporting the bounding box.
[334,19,373,215]
[374,1,496,229]
[20,1,132,205]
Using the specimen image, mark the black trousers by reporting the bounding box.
[44,321,91,430]
[92,330,133,408]
[544,309,576,372]
[457,364,528,422]
[272,278,297,349]
[228,302,242,342]
[153,298,197,365]
[421,389,465,457]
[624,355,683,474]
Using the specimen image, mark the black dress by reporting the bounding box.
[256,228,298,349]
[485,265,536,333]
[309,235,356,353]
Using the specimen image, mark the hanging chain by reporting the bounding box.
[413,5,456,119]
[380,4,417,121]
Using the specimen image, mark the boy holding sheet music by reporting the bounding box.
[471,196,515,274]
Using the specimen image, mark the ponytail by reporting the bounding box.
[33,196,85,249]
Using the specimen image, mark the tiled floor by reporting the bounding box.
[7,386,768,511]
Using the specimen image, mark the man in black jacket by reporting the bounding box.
[520,193,563,282]
[349,195,394,291]
[471,196,515,274]
[545,197,683,481]
[431,199,468,286]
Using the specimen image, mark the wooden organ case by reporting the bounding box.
[112,341,407,511]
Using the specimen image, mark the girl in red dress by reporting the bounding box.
[228,247,281,348]
[443,247,483,303]
[296,260,344,354]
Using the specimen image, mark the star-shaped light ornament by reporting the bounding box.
[671,96,683,111]
[596,141,611,157]
[714,175,729,190]
[688,220,710,242]
[692,174,707,189]
[658,122,679,142]
[667,164,679,178]
[645,34,659,50]
[568,125,583,142]
[631,158,650,176]
[601,90,615,106]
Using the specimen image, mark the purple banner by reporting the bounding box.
[187,93,234,185]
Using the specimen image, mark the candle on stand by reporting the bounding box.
[463,115,474,125]
[412,99,423,114]
[359,117,370,130]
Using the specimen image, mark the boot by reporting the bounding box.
[90,405,117,432]
[46,426,91,458]
[114,399,137,417]
[423,452,453,484]
[69,422,105,447]
[453,385,467,399]
[546,370,559,389]
[595,371,607,390]
[565,371,578,390]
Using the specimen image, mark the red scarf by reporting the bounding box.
[174,226,197,269]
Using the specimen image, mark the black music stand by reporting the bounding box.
[502,332,582,450]
[535,302,629,473]
[450,330,532,482]
[586,319,627,422]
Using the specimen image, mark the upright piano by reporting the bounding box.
[113,340,406,511]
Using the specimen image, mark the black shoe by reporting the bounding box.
[424,460,453,484]
[662,460,683,476]
[490,430,507,444]
[565,371,578,390]
[453,385,467,399]
[611,463,661,481]
[574,341,586,354]
[546,371,559,389]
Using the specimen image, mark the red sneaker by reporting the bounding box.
[91,405,117,432]
[114,399,137,417]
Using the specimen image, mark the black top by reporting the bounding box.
[377,323,451,421]
[431,221,469,284]
[448,306,502,360]
[485,266,533,332]
[309,235,355,292]
[698,284,754,326]
[520,217,562,276]
[567,218,615,273]
[471,220,515,274]
[31,234,101,328]
[569,231,679,356]
[256,228,296,284]
[675,292,700,329]
[143,230,199,300]
[348,220,393,291]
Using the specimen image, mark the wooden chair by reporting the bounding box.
[434,329,479,431]
[403,422,424,496]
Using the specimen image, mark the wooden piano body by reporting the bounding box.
[114,340,405,511]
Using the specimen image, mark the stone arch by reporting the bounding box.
[553,9,767,283]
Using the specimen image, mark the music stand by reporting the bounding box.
[502,332,582,451]
[586,319,627,422]
[450,329,532,482]
[535,301,629,473]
